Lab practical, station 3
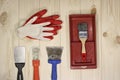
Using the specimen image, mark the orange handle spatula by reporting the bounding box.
[32,47,40,80]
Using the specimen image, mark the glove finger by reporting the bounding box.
[26,36,36,39]
[52,30,58,35]
[23,9,47,25]
[32,18,53,24]
[46,26,61,30]
[25,16,38,25]
[43,30,58,35]
[45,19,62,25]
[32,18,62,25]
[54,26,61,30]
[42,27,54,31]
[25,35,53,40]
[42,33,54,36]
[35,15,59,24]
[44,36,53,40]
[50,20,63,25]
[36,22,51,26]
[35,9,47,17]
[37,36,53,40]
[35,36,51,41]
[41,38,51,41]
[41,15,59,20]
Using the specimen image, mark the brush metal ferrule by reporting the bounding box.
[32,47,40,60]
[79,31,88,38]
[14,46,25,63]
[78,23,88,38]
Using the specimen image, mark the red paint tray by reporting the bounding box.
[69,14,97,69]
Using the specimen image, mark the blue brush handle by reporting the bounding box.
[48,60,61,80]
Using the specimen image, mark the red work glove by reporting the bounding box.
[23,9,62,40]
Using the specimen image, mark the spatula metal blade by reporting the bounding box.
[14,46,25,63]
[47,47,63,60]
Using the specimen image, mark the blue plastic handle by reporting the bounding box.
[48,60,61,80]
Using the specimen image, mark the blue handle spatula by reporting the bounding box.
[47,47,63,80]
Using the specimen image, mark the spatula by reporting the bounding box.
[14,46,25,80]
[46,47,63,80]
[32,47,40,80]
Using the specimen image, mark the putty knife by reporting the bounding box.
[32,47,40,80]
[46,47,63,80]
[14,46,25,80]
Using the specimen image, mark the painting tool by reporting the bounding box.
[78,23,88,62]
[14,46,25,80]
[32,47,40,80]
[46,47,63,80]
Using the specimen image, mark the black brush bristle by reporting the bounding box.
[78,23,88,31]
[47,47,63,60]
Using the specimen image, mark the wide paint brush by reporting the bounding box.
[32,47,40,80]
[78,23,88,62]
[14,46,25,80]
[46,47,63,80]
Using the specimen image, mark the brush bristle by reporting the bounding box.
[78,23,87,31]
[46,47,63,60]
[78,23,88,38]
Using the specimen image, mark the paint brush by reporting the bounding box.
[32,47,40,80]
[14,46,25,80]
[78,23,88,62]
[46,47,63,80]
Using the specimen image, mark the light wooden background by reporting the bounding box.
[0,0,120,80]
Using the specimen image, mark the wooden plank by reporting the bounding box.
[79,0,101,80]
[69,0,81,14]
[80,0,93,14]
[101,0,120,80]
[0,0,19,80]
[18,0,40,80]
[59,0,81,80]
[38,0,51,80]
[39,0,62,80]
[0,0,120,80]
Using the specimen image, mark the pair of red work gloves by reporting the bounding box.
[17,9,62,41]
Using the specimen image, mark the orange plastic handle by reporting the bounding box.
[82,53,86,62]
[32,60,40,80]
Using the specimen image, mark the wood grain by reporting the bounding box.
[0,0,120,80]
